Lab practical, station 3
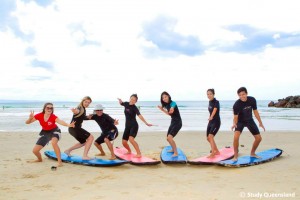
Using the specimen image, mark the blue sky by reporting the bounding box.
[0,0,300,101]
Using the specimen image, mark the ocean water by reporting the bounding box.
[0,100,299,133]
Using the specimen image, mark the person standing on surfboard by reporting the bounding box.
[25,103,75,167]
[118,94,152,158]
[206,89,221,158]
[64,96,94,160]
[158,91,182,157]
[231,87,265,161]
[87,104,119,160]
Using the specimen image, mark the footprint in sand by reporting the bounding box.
[72,187,81,190]
[22,174,39,179]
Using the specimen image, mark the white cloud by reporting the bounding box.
[0,0,300,101]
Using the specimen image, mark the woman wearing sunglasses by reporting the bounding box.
[25,103,75,167]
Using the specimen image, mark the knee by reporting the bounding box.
[32,148,40,154]
[122,140,128,145]
[89,135,94,140]
[94,142,98,146]
[129,137,135,143]
[207,135,213,141]
[104,138,109,143]
[256,135,262,142]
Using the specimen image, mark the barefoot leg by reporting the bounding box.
[30,145,43,162]
[104,138,116,160]
[94,142,106,156]
[250,134,262,157]
[129,136,142,157]
[122,139,131,154]
[82,135,94,160]
[64,142,85,156]
[167,135,178,157]
[232,131,241,161]
[207,134,220,158]
[51,137,62,166]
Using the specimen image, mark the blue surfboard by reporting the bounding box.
[44,150,128,167]
[218,148,283,167]
[160,146,187,164]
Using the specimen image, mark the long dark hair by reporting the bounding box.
[160,91,172,108]
[42,102,54,114]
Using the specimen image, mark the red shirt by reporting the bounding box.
[34,112,58,130]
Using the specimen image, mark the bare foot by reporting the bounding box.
[215,151,220,155]
[27,159,42,163]
[124,151,132,155]
[95,153,106,156]
[207,153,216,158]
[172,153,178,157]
[64,150,72,157]
[82,156,92,160]
[134,154,142,158]
[250,154,261,159]
[57,162,63,167]
[109,156,117,160]
[232,157,238,161]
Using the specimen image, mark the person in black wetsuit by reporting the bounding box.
[206,89,221,158]
[231,87,265,161]
[64,96,94,160]
[118,94,152,158]
[87,104,119,160]
[158,91,182,157]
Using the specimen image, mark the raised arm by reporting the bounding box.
[253,110,265,131]
[117,98,123,105]
[55,118,75,128]
[25,110,36,124]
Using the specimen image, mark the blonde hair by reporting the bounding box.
[74,96,92,118]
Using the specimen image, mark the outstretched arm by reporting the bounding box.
[25,110,36,124]
[138,115,152,126]
[117,98,123,105]
[253,110,265,131]
[56,118,75,128]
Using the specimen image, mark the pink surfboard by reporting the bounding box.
[114,147,161,165]
[188,147,234,165]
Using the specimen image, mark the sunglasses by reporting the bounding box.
[95,110,103,112]
[46,107,53,110]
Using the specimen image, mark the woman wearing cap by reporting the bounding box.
[87,104,119,160]
[118,94,152,158]
[64,96,94,160]
[25,103,75,167]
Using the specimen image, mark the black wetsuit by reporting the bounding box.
[165,101,182,137]
[91,113,118,144]
[206,98,221,136]
[68,106,91,144]
[121,102,140,140]
[233,96,260,135]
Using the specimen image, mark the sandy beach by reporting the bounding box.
[0,131,299,200]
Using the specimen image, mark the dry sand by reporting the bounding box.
[0,131,299,200]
